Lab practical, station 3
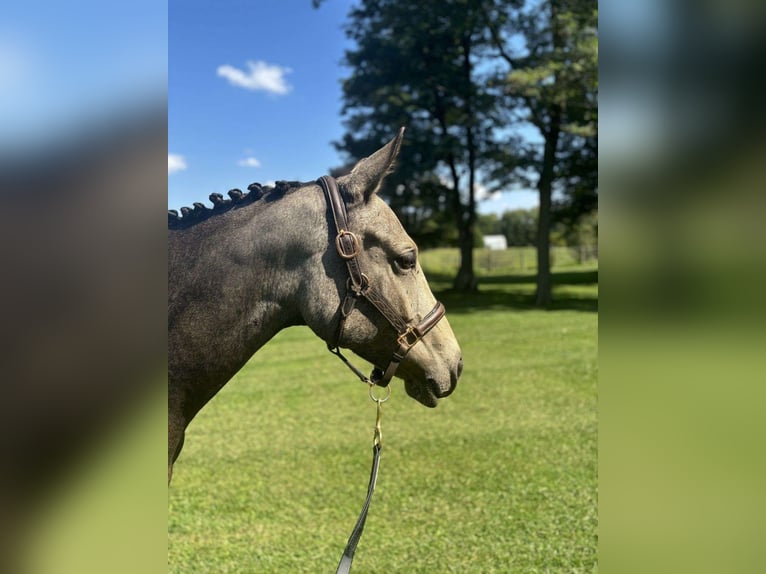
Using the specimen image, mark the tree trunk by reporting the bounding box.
[453,227,476,291]
[535,188,552,307]
[535,105,561,308]
[453,32,478,293]
[451,161,477,292]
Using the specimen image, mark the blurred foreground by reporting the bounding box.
[1,2,167,572]
[0,107,168,574]
[601,1,766,572]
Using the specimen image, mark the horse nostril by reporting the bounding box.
[457,356,463,379]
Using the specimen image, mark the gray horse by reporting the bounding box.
[168,130,462,480]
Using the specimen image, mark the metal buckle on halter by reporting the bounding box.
[396,325,421,348]
[335,229,360,260]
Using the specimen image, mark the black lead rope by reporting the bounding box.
[336,442,381,574]
[335,387,388,574]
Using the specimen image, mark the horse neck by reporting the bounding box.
[168,188,328,390]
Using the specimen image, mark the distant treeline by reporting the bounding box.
[400,206,597,252]
[475,208,598,249]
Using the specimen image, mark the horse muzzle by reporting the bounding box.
[402,353,462,408]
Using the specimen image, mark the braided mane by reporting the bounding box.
[168,180,308,230]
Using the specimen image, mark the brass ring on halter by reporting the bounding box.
[368,382,391,403]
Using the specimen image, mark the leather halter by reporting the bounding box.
[318,175,445,387]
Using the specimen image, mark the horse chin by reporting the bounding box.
[404,378,439,408]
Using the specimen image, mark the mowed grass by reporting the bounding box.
[168,252,598,573]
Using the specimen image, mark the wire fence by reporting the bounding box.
[420,245,598,276]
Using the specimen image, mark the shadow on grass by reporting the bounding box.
[479,269,598,286]
[429,268,598,314]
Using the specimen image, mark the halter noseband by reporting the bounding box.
[318,175,445,387]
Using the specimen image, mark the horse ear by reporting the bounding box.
[338,127,405,204]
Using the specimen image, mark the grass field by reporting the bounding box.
[168,250,598,573]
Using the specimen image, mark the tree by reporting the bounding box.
[484,0,598,306]
[318,0,597,298]
[331,0,517,291]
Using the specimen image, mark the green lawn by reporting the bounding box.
[168,254,598,573]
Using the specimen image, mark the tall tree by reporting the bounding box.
[333,0,515,291]
[484,0,598,306]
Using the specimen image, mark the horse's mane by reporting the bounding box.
[168,180,309,230]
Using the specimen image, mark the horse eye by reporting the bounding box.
[396,251,417,271]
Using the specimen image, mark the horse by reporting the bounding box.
[168,129,462,481]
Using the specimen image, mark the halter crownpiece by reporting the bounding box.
[318,175,446,388]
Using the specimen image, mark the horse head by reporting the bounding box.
[302,129,462,407]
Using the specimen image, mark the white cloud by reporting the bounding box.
[237,157,261,168]
[217,60,292,95]
[168,154,187,174]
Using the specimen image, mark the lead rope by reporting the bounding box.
[335,384,390,574]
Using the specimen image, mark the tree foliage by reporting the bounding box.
[333,0,520,291]
[484,0,598,305]
[320,0,598,301]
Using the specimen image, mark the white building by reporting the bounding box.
[482,234,508,250]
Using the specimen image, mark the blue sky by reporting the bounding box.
[169,0,538,215]
[1,1,539,214]
[168,0,355,211]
